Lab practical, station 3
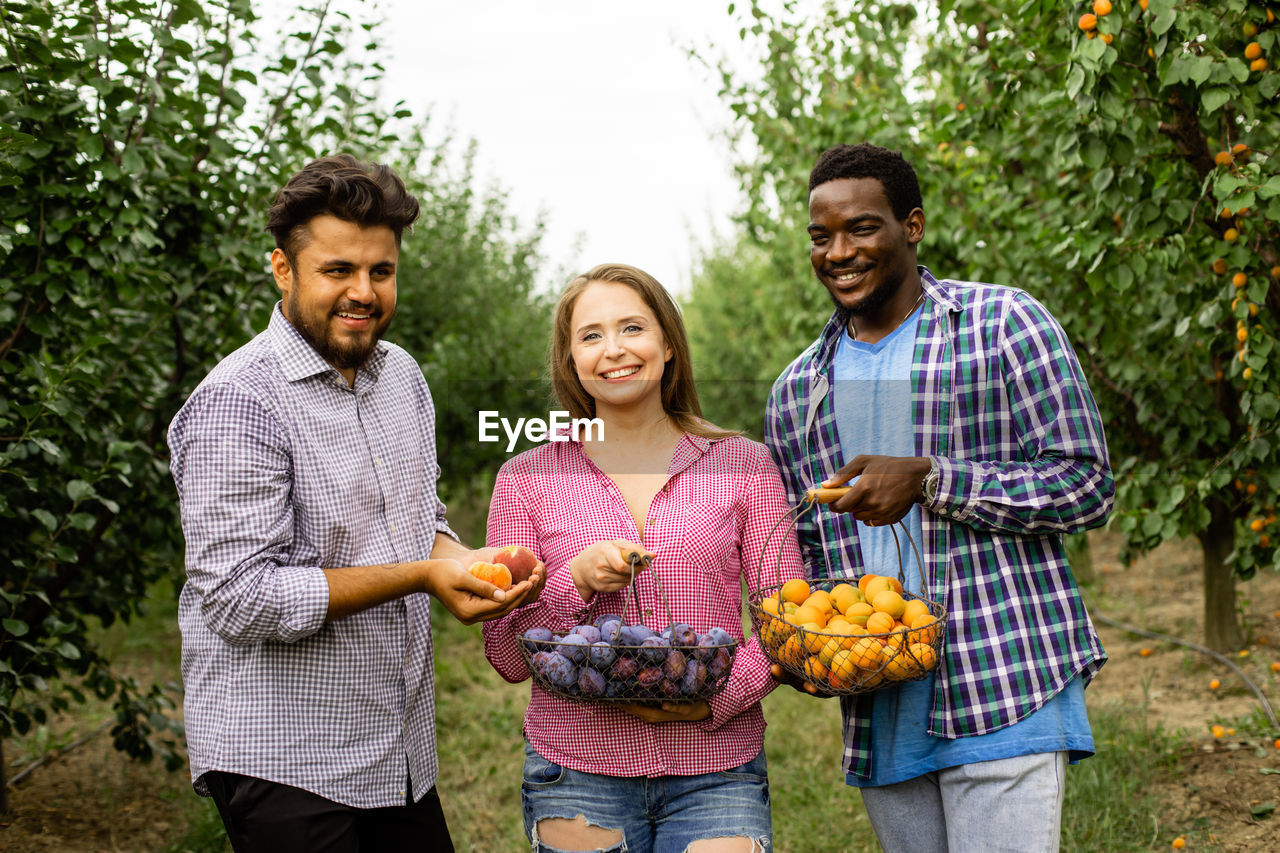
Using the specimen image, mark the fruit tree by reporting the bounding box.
[696,0,1279,651]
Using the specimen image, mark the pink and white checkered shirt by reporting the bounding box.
[482,432,803,777]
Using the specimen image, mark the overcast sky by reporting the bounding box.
[369,0,760,294]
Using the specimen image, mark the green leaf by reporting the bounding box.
[1066,66,1085,100]
[31,437,61,457]
[1188,58,1213,87]
[31,508,57,532]
[1081,138,1107,170]
[1152,8,1176,36]
[1091,167,1115,193]
[66,479,94,502]
[1258,176,1280,199]
[1113,262,1133,292]
[2,619,28,638]
[1201,87,1232,114]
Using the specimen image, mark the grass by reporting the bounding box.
[9,576,1198,852]
[433,609,1188,853]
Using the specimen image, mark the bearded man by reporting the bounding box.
[168,155,542,852]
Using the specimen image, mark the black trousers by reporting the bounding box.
[203,771,455,853]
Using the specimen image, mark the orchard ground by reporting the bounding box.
[0,531,1277,852]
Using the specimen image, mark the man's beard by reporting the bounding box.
[826,268,901,320]
[289,292,392,370]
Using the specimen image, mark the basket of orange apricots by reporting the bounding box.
[748,572,944,694]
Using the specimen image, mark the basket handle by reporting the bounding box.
[790,486,933,597]
[624,551,674,631]
[804,487,850,504]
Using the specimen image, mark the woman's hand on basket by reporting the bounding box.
[616,701,711,723]
[568,540,652,603]
[770,663,838,698]
[822,455,932,527]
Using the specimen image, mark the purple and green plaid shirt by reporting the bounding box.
[764,268,1111,780]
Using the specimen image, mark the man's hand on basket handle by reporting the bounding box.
[568,540,652,604]
[770,663,838,698]
[821,455,932,527]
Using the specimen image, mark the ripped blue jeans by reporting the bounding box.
[520,742,772,853]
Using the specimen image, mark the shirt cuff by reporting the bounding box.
[538,564,593,626]
[278,564,329,642]
[927,455,971,523]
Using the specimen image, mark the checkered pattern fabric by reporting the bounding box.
[764,268,1111,780]
[482,434,803,777]
[168,304,455,808]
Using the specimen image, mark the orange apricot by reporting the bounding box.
[467,561,513,591]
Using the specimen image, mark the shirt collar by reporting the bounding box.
[561,422,716,476]
[813,266,954,367]
[267,302,389,385]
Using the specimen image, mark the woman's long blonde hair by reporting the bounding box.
[549,263,736,441]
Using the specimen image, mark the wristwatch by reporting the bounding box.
[919,460,940,504]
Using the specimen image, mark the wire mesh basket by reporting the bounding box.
[747,488,946,695]
[518,552,739,704]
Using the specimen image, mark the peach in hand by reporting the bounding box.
[493,545,538,584]
[468,561,513,591]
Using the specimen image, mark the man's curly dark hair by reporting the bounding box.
[267,153,420,263]
[808,143,922,221]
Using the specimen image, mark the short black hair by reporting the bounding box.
[267,154,420,261]
[808,143,923,221]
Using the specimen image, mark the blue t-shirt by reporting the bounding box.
[831,304,1094,787]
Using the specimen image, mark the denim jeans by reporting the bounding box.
[859,751,1068,853]
[520,742,772,853]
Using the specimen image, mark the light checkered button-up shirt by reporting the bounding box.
[168,304,455,808]
[765,268,1112,780]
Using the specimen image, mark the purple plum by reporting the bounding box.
[640,635,670,664]
[669,622,698,649]
[578,667,606,697]
[588,641,617,670]
[708,647,732,679]
[663,649,688,681]
[557,634,590,664]
[541,652,577,689]
[594,613,623,631]
[681,660,708,695]
[617,624,654,648]
[636,666,664,689]
[610,656,639,681]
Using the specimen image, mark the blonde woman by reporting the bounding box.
[482,264,802,853]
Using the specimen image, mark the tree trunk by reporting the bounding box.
[1197,499,1243,653]
[1066,532,1096,585]
[0,739,7,813]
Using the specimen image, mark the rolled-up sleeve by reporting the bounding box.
[170,383,328,645]
[927,292,1113,534]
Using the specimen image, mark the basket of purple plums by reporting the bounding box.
[517,554,739,704]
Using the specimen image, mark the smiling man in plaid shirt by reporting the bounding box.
[764,143,1112,852]
[168,155,543,852]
